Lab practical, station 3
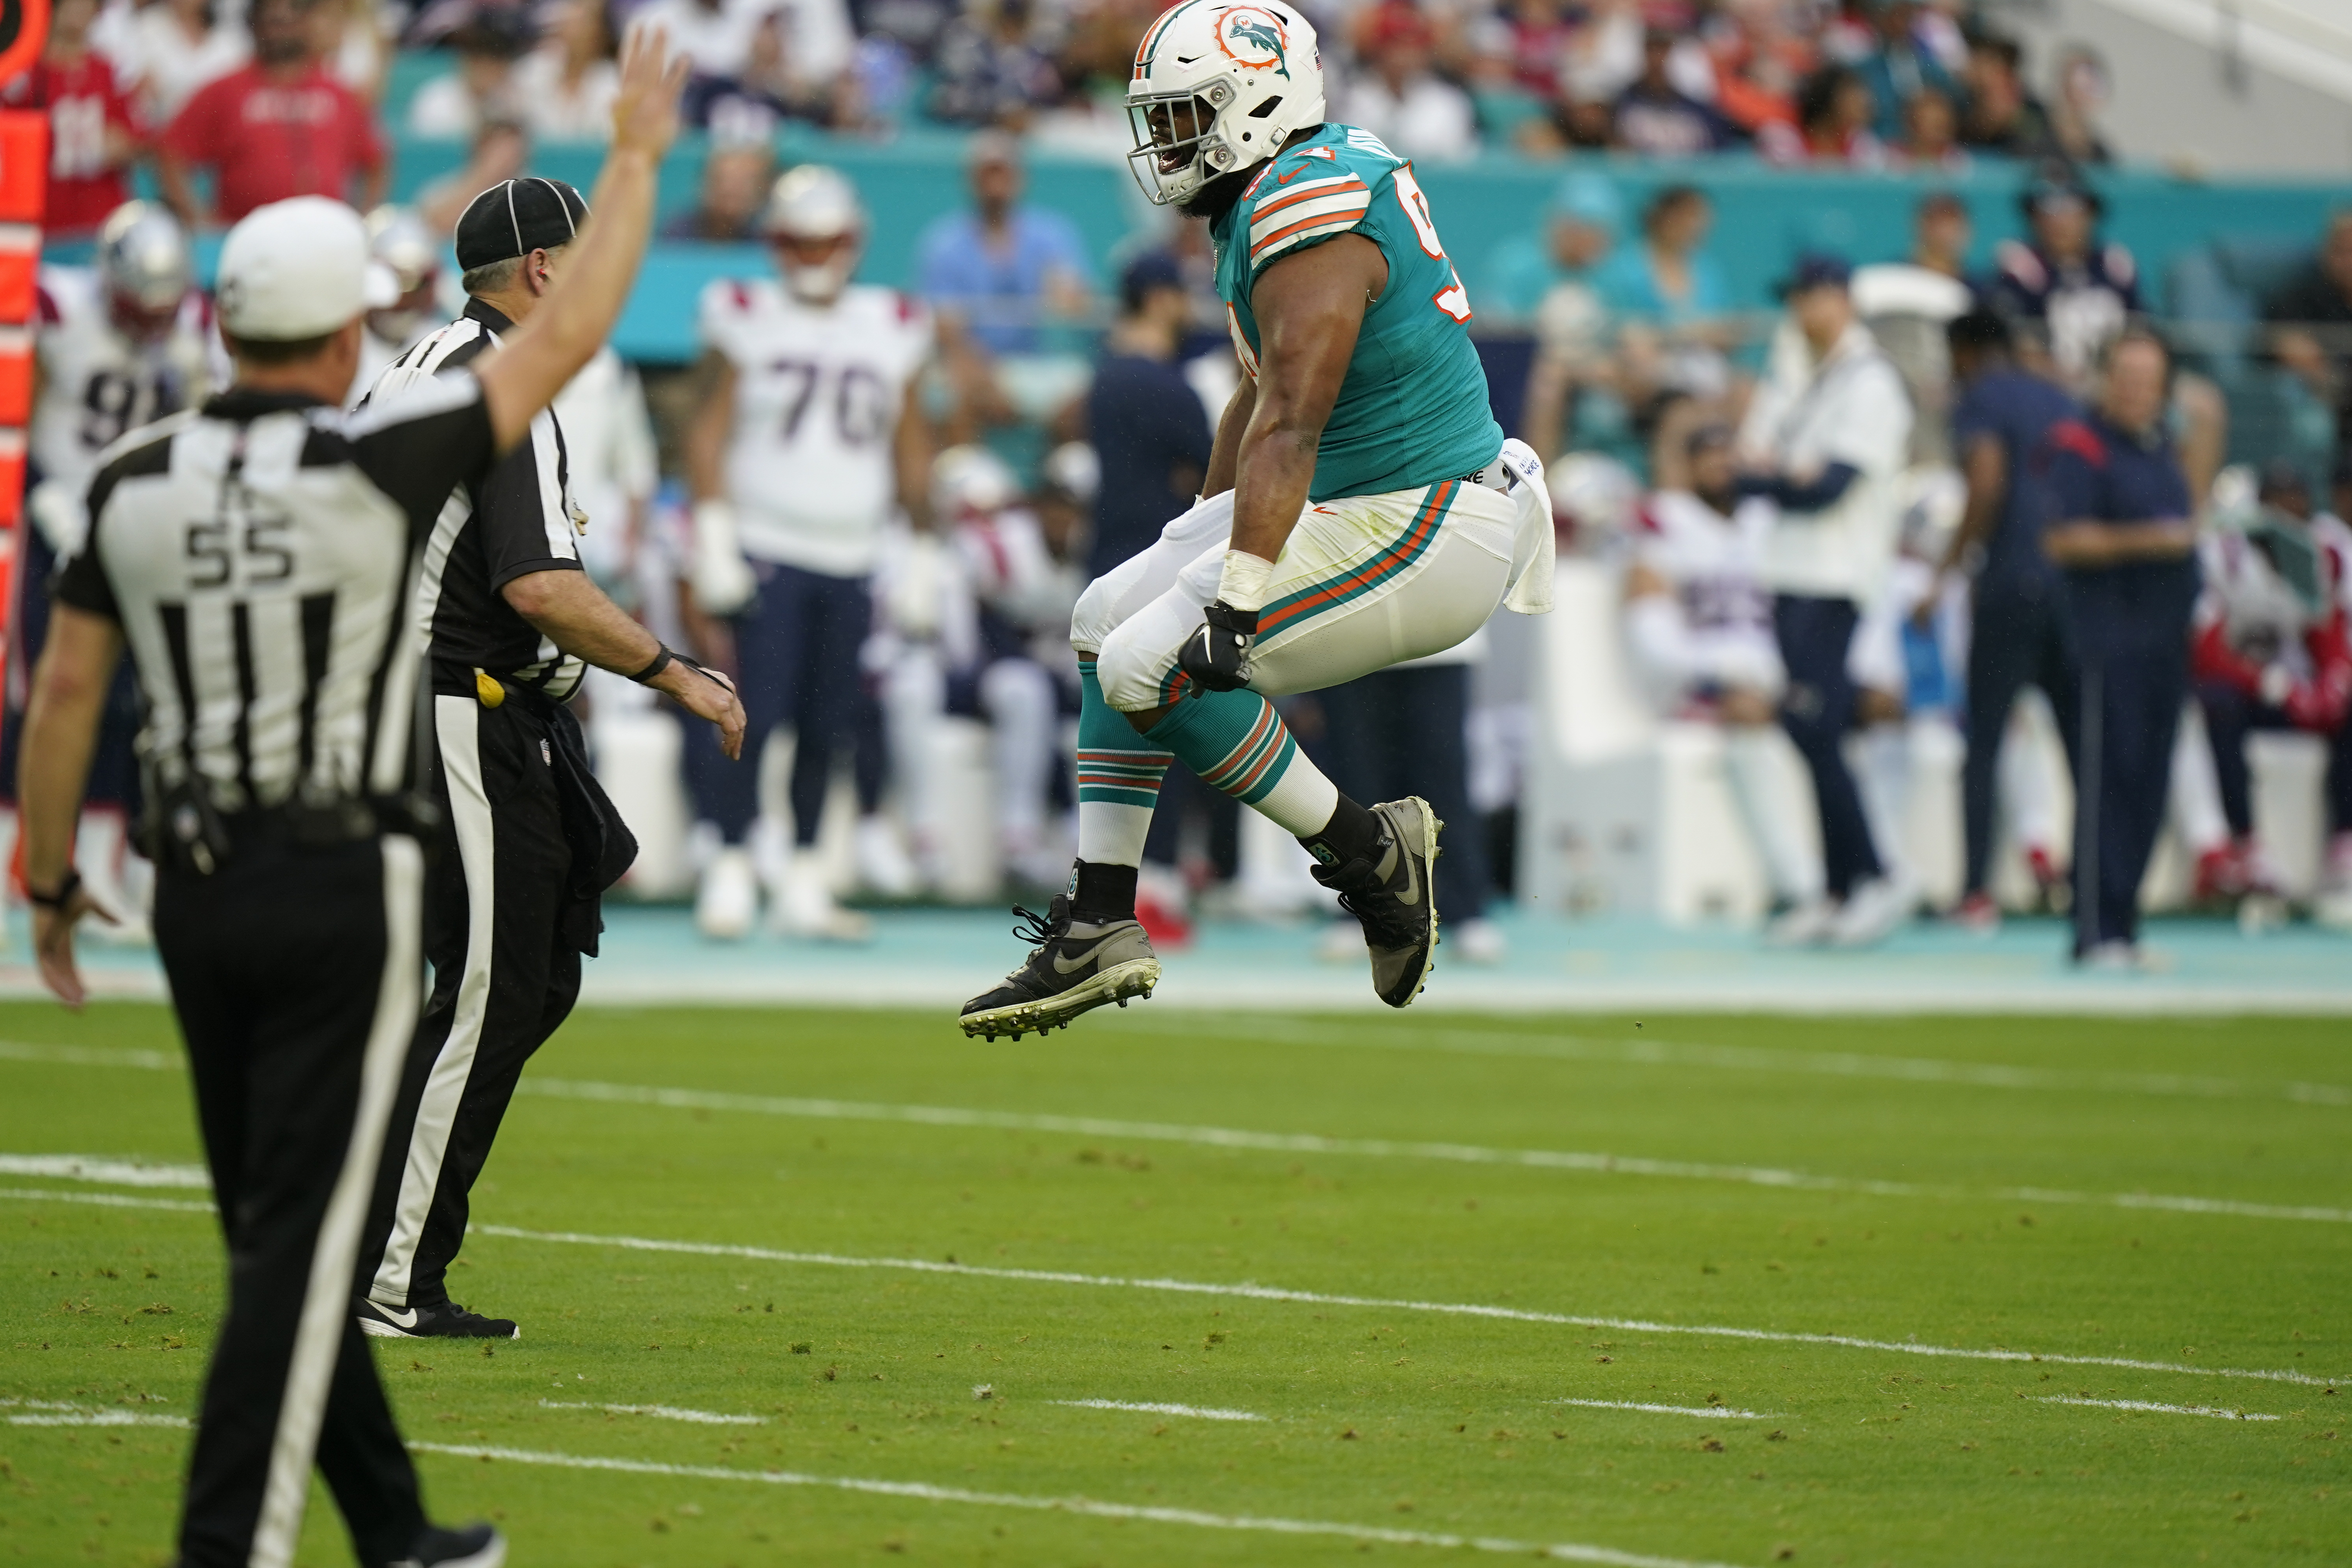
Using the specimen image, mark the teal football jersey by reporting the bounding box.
[1212,122,1504,503]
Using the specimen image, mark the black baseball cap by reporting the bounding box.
[1777,251,1851,297]
[455,178,590,272]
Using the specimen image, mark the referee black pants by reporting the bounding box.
[363,693,580,1314]
[158,829,428,1568]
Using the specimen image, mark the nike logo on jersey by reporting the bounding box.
[1274,148,1338,182]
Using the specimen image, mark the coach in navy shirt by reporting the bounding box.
[2041,329,2199,965]
[1083,251,1212,583]
[1940,310,2081,922]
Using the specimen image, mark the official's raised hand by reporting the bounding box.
[611,25,689,159]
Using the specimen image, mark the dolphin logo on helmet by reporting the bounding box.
[1219,9,1290,79]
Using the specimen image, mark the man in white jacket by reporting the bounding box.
[1735,253,1915,946]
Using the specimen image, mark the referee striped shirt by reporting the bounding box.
[367,299,588,703]
[53,375,499,813]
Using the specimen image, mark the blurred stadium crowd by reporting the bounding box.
[5,0,2352,966]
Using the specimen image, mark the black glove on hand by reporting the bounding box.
[1177,601,1259,694]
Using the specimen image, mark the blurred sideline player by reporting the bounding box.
[962,0,1555,1036]
[2,202,215,940]
[2188,461,2352,926]
[348,205,445,404]
[875,445,1084,893]
[686,164,933,940]
[1624,410,1821,913]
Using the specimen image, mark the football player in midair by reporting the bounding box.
[960,0,1554,1038]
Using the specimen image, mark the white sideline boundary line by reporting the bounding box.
[0,1040,181,1071]
[2035,1397,2280,1421]
[513,1077,2352,1227]
[1050,1399,1267,1421]
[538,1400,765,1425]
[1117,1016,2352,1109]
[471,1222,2347,1389]
[407,1442,1740,1566]
[0,1154,210,1188]
[1555,1399,1779,1419]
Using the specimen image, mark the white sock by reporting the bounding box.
[2169,703,2230,856]
[980,659,1056,844]
[1723,725,1824,904]
[1854,721,1913,888]
[1998,694,2061,853]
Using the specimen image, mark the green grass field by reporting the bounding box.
[1,1001,2346,1566]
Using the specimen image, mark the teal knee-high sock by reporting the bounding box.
[1145,688,1339,838]
[1074,658,1172,867]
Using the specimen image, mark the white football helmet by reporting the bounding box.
[1125,0,1326,207]
[364,205,441,346]
[96,201,192,318]
[763,165,866,304]
[930,443,1020,522]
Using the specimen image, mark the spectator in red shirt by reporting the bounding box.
[157,0,388,227]
[0,0,146,239]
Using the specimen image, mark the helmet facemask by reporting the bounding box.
[1126,82,1237,208]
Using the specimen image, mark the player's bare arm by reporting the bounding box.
[894,377,934,530]
[1199,375,1253,501]
[683,349,736,504]
[473,28,688,454]
[1224,233,1387,565]
[17,606,127,1006]
[1145,234,1387,722]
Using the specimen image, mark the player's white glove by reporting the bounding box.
[26,480,85,558]
[690,498,758,618]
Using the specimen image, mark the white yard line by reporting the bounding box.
[470,1221,2345,1389]
[514,1077,2352,1227]
[1049,1399,1267,1421]
[4,1185,2330,1393]
[16,1022,2347,1110]
[2035,1397,2281,1421]
[7,1410,190,1428]
[1554,1399,1779,1419]
[407,1442,1740,1567]
[10,1037,2345,1219]
[0,1185,214,1213]
[1115,1015,2352,1109]
[0,1154,211,1188]
[538,1400,765,1425]
[0,1039,181,1072]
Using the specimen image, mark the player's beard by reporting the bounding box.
[1178,164,1254,225]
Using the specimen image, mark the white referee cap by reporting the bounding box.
[216,197,396,341]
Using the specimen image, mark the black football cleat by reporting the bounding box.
[959,895,1160,1040]
[379,1522,506,1568]
[356,1297,519,1340]
[1312,796,1441,1007]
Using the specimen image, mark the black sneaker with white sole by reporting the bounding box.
[378,1523,506,1568]
[1310,796,1441,1008]
[356,1297,518,1339]
[959,895,1160,1040]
